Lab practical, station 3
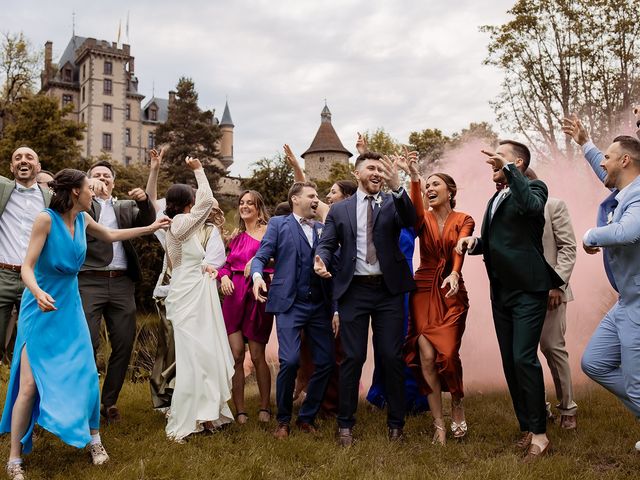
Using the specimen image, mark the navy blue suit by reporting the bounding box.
[316,189,417,429]
[251,214,334,425]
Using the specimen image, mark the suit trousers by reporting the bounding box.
[581,302,640,417]
[491,286,548,434]
[0,269,24,361]
[539,302,577,416]
[79,273,137,408]
[275,300,334,425]
[338,280,406,429]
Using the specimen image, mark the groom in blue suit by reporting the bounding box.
[251,181,334,439]
[564,121,640,449]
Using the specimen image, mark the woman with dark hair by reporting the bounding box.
[163,157,235,441]
[218,190,273,423]
[397,155,475,445]
[0,168,169,479]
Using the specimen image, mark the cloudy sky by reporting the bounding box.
[4,0,515,176]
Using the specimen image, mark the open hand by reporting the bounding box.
[35,289,56,312]
[283,144,299,166]
[561,115,589,146]
[481,149,506,170]
[314,255,332,278]
[128,187,148,202]
[356,132,369,155]
[380,155,401,191]
[441,272,460,298]
[185,156,203,170]
[253,276,268,302]
[220,275,234,295]
[456,236,476,255]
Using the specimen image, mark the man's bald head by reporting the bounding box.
[10,146,41,187]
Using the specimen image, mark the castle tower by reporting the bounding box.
[219,100,234,169]
[301,104,352,181]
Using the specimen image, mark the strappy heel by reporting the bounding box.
[432,419,446,446]
[258,408,271,423]
[451,398,467,439]
[236,412,249,424]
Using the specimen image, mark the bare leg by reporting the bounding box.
[227,332,247,422]
[418,335,445,445]
[248,340,271,417]
[9,348,37,460]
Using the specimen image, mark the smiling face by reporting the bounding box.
[10,147,40,186]
[291,186,319,219]
[354,159,383,194]
[88,165,115,198]
[326,183,346,205]
[601,142,628,189]
[425,175,450,208]
[239,192,259,222]
[74,177,95,211]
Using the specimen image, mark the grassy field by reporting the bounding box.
[0,368,639,480]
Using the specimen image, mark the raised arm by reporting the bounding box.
[562,115,607,185]
[146,146,165,212]
[84,212,169,242]
[284,144,306,182]
[584,200,640,247]
[170,158,215,243]
[503,164,547,215]
[20,212,56,311]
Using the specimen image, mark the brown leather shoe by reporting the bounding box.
[560,414,577,430]
[516,431,532,449]
[102,405,121,425]
[522,441,551,463]
[273,423,290,439]
[388,427,404,442]
[296,420,318,435]
[337,427,353,447]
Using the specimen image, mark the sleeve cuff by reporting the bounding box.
[391,187,405,198]
[583,228,593,245]
[252,272,262,282]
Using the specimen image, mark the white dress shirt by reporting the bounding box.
[95,197,128,271]
[491,186,510,219]
[0,182,45,265]
[293,212,314,247]
[354,188,382,276]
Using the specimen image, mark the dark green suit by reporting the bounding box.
[470,164,563,434]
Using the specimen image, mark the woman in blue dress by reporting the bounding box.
[0,169,169,480]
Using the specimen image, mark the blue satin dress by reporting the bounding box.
[0,209,100,453]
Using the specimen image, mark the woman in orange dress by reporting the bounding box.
[397,155,474,445]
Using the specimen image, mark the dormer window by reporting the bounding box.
[63,68,72,82]
[149,106,157,121]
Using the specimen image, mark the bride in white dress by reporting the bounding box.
[164,156,234,441]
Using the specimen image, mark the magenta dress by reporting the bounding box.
[219,232,274,344]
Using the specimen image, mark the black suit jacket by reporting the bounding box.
[82,195,156,281]
[470,164,563,292]
[316,189,417,300]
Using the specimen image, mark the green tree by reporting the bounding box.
[315,161,356,197]
[408,128,451,167]
[0,94,83,176]
[0,32,40,125]
[241,153,294,209]
[450,121,499,149]
[363,128,401,155]
[154,77,223,188]
[482,0,640,161]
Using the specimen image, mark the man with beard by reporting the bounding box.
[251,181,335,439]
[80,160,156,424]
[314,152,417,446]
[0,147,52,363]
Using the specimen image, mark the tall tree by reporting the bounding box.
[450,121,499,149]
[241,154,294,209]
[482,0,640,161]
[0,94,83,176]
[363,128,401,155]
[408,128,451,167]
[154,77,223,187]
[0,32,40,126]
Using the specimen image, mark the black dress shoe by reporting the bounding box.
[388,427,404,442]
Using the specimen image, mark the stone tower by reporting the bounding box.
[219,100,234,169]
[301,104,352,181]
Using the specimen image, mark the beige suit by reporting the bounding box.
[540,197,577,416]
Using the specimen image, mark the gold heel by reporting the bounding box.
[432,419,446,446]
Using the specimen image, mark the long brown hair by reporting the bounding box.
[237,190,269,233]
[427,172,457,209]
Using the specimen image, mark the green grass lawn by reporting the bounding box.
[1,369,639,480]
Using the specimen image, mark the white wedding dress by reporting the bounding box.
[165,169,234,441]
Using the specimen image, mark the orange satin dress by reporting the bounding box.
[404,180,474,398]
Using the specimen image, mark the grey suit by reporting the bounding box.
[79,195,155,409]
[0,176,52,360]
[540,197,578,417]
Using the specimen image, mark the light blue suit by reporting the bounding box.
[580,141,640,417]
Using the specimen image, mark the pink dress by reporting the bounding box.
[219,232,274,344]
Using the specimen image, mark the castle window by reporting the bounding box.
[103,103,112,121]
[81,113,85,124]
[319,156,325,163]
[148,132,155,149]
[125,128,131,146]
[125,156,131,166]
[82,64,86,80]
[149,106,157,121]
[62,94,73,107]
[82,87,85,103]
[103,79,112,95]
[102,133,112,151]
[63,68,72,82]
[104,61,113,75]
[125,103,131,120]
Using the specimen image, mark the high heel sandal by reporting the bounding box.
[451,399,467,439]
[258,409,271,423]
[236,412,249,424]
[432,419,446,446]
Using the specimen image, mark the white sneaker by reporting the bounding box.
[6,463,25,480]
[89,443,110,465]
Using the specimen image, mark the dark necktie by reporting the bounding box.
[366,195,377,264]
[299,218,314,227]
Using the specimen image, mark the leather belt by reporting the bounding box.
[81,270,127,278]
[0,262,21,273]
[352,275,383,285]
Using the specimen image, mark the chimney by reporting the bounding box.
[44,41,52,75]
[169,90,176,106]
